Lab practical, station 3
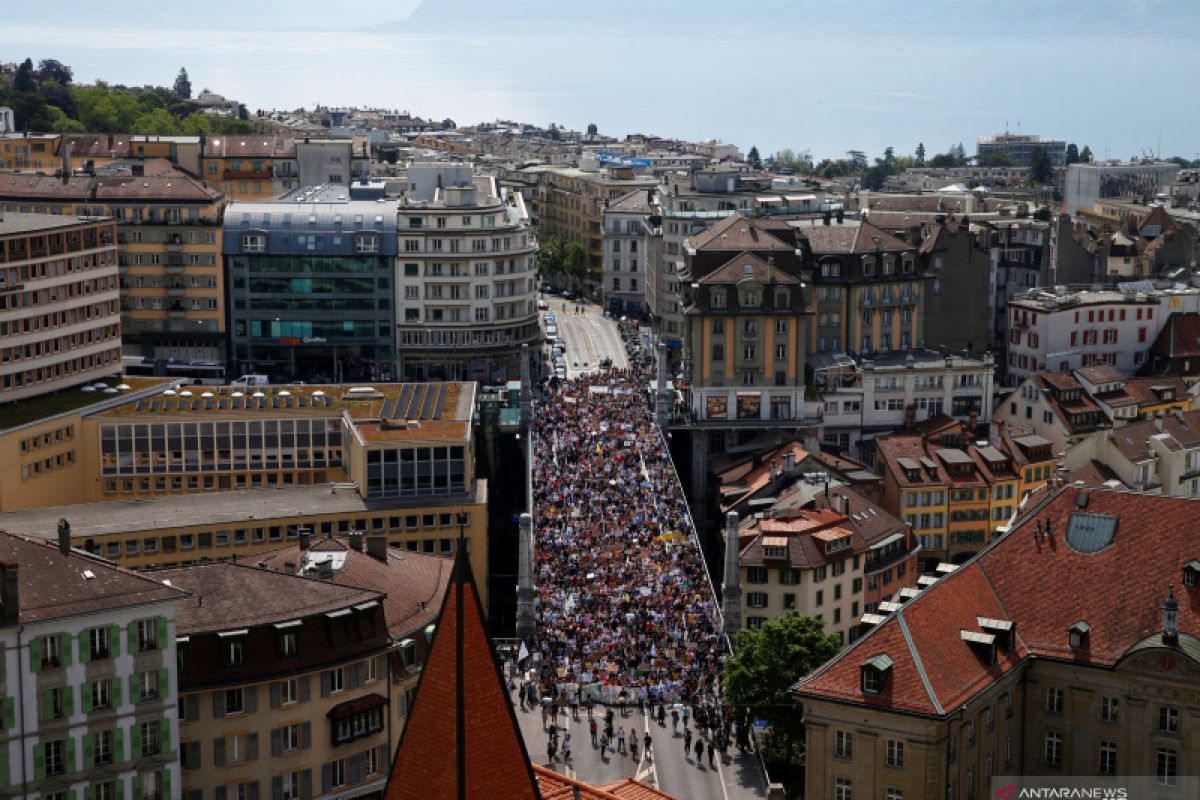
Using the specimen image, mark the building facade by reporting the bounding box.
[0,213,121,403]
[1065,161,1180,216]
[600,189,659,315]
[976,132,1068,168]
[395,164,540,382]
[0,531,185,800]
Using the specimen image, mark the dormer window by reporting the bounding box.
[883,256,895,275]
[774,288,789,308]
[825,535,851,555]
[711,289,727,309]
[978,617,1015,651]
[1068,620,1090,649]
[902,255,914,273]
[1183,560,1200,588]
[740,288,762,307]
[862,257,875,276]
[354,233,379,254]
[961,629,996,664]
[240,233,265,253]
[762,537,788,560]
[861,653,893,694]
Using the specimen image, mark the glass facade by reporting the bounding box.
[365,446,467,498]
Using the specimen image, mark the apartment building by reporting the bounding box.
[1059,408,1200,495]
[0,380,491,607]
[200,135,291,200]
[0,529,185,800]
[1144,311,1200,381]
[796,486,1200,800]
[875,419,1054,569]
[0,133,60,170]
[224,185,398,382]
[1064,160,1180,215]
[0,160,228,366]
[1006,284,1200,385]
[793,217,928,357]
[160,562,392,800]
[395,164,540,382]
[976,132,1068,167]
[600,188,659,315]
[814,348,995,461]
[0,212,121,403]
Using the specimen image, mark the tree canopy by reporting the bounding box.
[747,146,762,169]
[173,68,192,99]
[724,613,841,762]
[1028,145,1055,184]
[586,122,598,136]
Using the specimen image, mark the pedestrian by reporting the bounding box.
[694,738,704,766]
[617,726,626,755]
[682,705,690,729]
[684,727,692,752]
[644,732,653,760]
[600,732,609,760]
[671,708,679,731]
[589,719,598,747]
[586,699,594,719]
[707,740,716,769]
[630,734,638,761]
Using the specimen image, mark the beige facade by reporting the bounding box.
[0,214,121,404]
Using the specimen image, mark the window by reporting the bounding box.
[280,678,298,706]
[282,772,304,800]
[1100,695,1117,723]
[225,688,245,715]
[886,739,904,768]
[225,637,245,666]
[45,739,65,776]
[834,777,852,800]
[1099,741,1117,775]
[41,634,62,668]
[89,627,111,660]
[94,729,114,765]
[140,670,159,700]
[1157,747,1177,786]
[329,667,345,693]
[140,720,160,756]
[1046,687,1064,714]
[240,234,265,253]
[1045,733,1062,767]
[965,721,975,748]
[280,631,298,659]
[137,619,159,651]
[91,679,112,711]
[283,723,302,752]
[330,758,347,788]
[885,791,903,800]
[746,592,768,609]
[1159,706,1179,733]
[835,730,853,759]
[746,567,768,584]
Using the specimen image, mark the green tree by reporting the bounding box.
[237,103,249,121]
[845,150,868,172]
[915,142,926,166]
[537,235,567,286]
[951,142,966,164]
[178,112,214,135]
[1080,145,1093,163]
[563,242,588,289]
[1028,145,1054,184]
[1065,143,1080,166]
[46,106,85,133]
[131,108,181,135]
[724,613,841,762]
[586,122,598,136]
[977,150,1017,167]
[747,146,762,169]
[36,59,72,86]
[14,58,37,93]
[173,68,192,99]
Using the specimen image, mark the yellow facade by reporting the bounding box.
[201,156,275,199]
[0,134,59,170]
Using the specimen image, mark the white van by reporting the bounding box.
[231,374,269,387]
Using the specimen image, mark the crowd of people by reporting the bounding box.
[530,365,726,712]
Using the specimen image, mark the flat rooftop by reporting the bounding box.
[0,376,172,433]
[0,212,109,236]
[0,480,489,539]
[91,381,475,443]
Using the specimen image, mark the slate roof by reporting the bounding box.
[797,218,913,255]
[1149,313,1200,359]
[605,188,655,214]
[695,251,803,285]
[0,531,186,624]
[796,487,1200,716]
[687,213,795,253]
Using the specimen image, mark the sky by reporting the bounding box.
[3,0,1199,162]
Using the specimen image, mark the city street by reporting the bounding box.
[545,299,629,378]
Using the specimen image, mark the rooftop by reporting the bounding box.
[0,211,110,236]
[0,531,186,624]
[0,376,171,433]
[0,480,487,540]
[152,561,382,635]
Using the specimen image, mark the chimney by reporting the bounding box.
[822,211,831,226]
[60,140,72,185]
[783,451,796,474]
[0,562,18,624]
[767,254,774,285]
[1163,585,1180,644]
[968,410,978,434]
[348,532,363,552]
[367,533,388,562]
[131,163,144,178]
[56,518,71,554]
[836,209,845,224]
[299,527,312,550]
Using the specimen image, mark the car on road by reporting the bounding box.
[537,299,549,310]
[545,324,558,337]
[555,366,567,380]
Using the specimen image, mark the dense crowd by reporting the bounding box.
[530,367,726,709]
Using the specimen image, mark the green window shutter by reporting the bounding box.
[159,668,169,701]
[86,787,96,800]
[0,746,7,788]
[79,631,91,664]
[161,768,171,799]
[3,696,13,729]
[132,774,142,800]
[160,722,170,755]
[131,722,142,758]
[29,637,41,671]
[129,674,139,704]
[33,743,44,780]
[61,633,73,666]
[113,726,124,762]
[114,777,124,800]
[111,676,122,708]
[127,622,139,654]
[40,689,53,723]
[82,682,93,714]
[63,685,74,716]
[83,733,95,769]
[110,624,121,657]
[156,617,169,650]
[65,736,76,774]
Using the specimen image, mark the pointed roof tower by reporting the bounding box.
[384,540,541,800]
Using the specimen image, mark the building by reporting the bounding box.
[1144,311,1200,381]
[976,132,1068,168]
[395,164,540,382]
[224,185,399,382]
[200,135,292,199]
[0,160,228,367]
[1062,410,1200,496]
[0,380,490,607]
[795,485,1200,799]
[600,188,659,315]
[159,562,392,800]
[0,529,186,800]
[0,133,60,170]
[814,349,995,461]
[1064,161,1181,215]
[874,417,1055,568]
[0,212,121,403]
[916,217,992,354]
[793,217,928,356]
[1005,284,1200,385]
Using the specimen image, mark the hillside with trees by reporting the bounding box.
[0,57,253,136]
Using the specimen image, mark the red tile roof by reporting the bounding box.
[0,531,186,623]
[534,765,677,800]
[1149,312,1200,360]
[797,487,1200,716]
[384,543,540,800]
[1122,376,1189,409]
[687,213,795,253]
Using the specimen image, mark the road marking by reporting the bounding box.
[638,710,659,787]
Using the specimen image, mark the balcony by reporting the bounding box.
[222,168,272,180]
[865,543,918,575]
[167,285,187,297]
